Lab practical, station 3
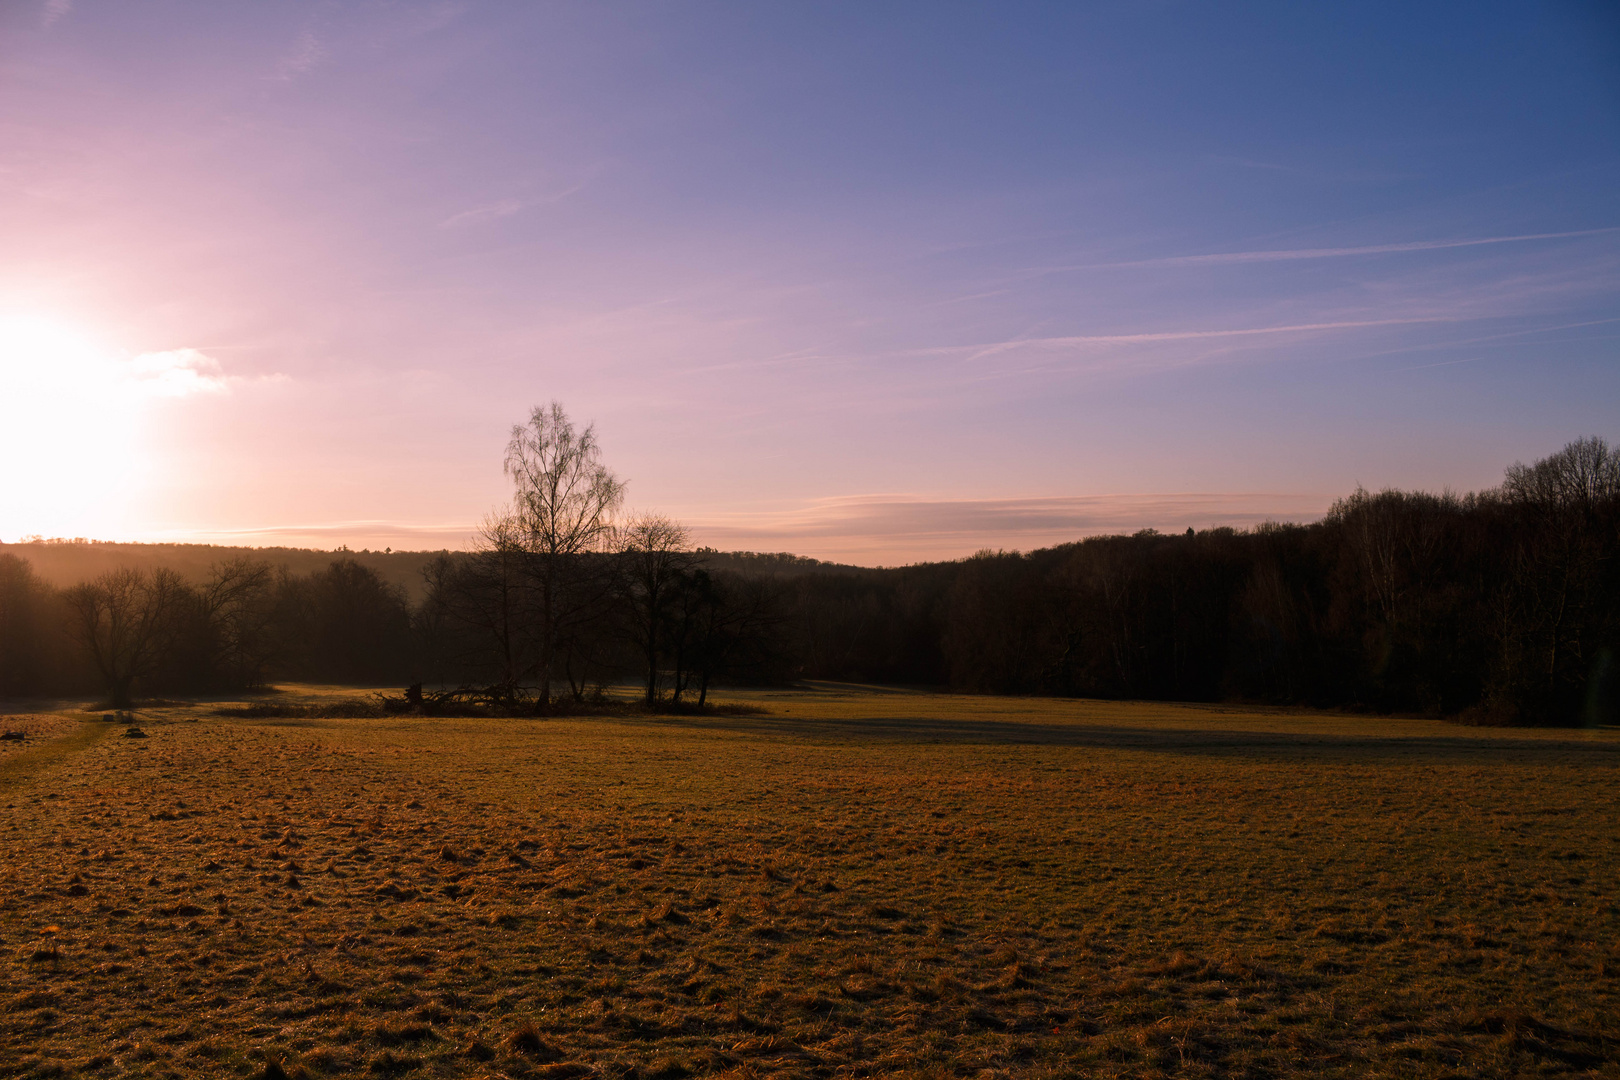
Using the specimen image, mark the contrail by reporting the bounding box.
[927,315,1457,362]
[1038,225,1620,272]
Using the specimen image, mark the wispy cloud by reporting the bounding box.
[127,349,233,397]
[658,313,1481,400]
[931,316,1460,365]
[438,198,524,229]
[393,2,469,38]
[1400,356,1480,372]
[1205,154,1414,185]
[273,29,326,81]
[925,288,1014,308]
[1344,316,1620,368]
[679,347,834,377]
[40,0,71,29]
[126,349,288,397]
[1038,226,1620,273]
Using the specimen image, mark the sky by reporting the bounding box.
[1,1,1617,563]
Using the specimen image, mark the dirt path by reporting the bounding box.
[0,715,112,793]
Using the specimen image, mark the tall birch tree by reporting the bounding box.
[504,402,624,706]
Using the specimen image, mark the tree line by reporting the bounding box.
[0,413,1613,725]
[775,436,1619,726]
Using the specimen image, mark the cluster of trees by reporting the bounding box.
[0,404,786,710]
[0,554,418,705]
[417,405,784,707]
[1,412,1613,726]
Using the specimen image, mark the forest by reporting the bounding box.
[0,418,1614,727]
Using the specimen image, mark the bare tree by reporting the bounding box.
[1328,487,1455,636]
[0,554,59,696]
[619,514,694,704]
[669,569,784,706]
[425,512,534,700]
[202,558,278,688]
[474,511,532,697]
[65,567,192,707]
[504,402,625,705]
[1498,436,1620,714]
[1503,435,1620,516]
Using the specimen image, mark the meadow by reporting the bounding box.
[1,685,1616,1078]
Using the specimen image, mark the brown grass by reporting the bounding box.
[0,713,109,787]
[0,684,1617,1077]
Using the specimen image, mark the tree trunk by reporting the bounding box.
[538,556,555,711]
[671,637,687,704]
[644,621,659,705]
[566,655,583,702]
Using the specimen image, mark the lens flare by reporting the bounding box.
[0,315,229,540]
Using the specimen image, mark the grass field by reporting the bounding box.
[1,684,1617,1078]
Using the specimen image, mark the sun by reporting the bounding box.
[0,314,144,540]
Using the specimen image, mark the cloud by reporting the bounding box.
[929,316,1460,366]
[1205,154,1414,185]
[688,492,1332,564]
[394,2,469,38]
[680,315,1469,384]
[40,0,70,29]
[1034,226,1620,274]
[274,29,326,80]
[438,177,591,227]
[127,348,232,397]
[438,199,524,228]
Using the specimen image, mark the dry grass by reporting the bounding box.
[1,684,1617,1078]
[0,713,108,785]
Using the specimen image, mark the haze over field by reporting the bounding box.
[1,2,1617,560]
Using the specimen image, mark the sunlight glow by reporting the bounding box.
[0,314,230,541]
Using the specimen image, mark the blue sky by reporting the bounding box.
[2,1,1616,559]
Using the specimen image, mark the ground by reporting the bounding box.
[0,684,1616,1079]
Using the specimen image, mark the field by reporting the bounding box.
[1,685,1617,1079]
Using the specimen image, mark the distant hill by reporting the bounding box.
[0,540,865,602]
[692,548,861,577]
[0,540,450,602]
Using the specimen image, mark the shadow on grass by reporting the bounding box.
[214,696,767,721]
[610,710,1620,763]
